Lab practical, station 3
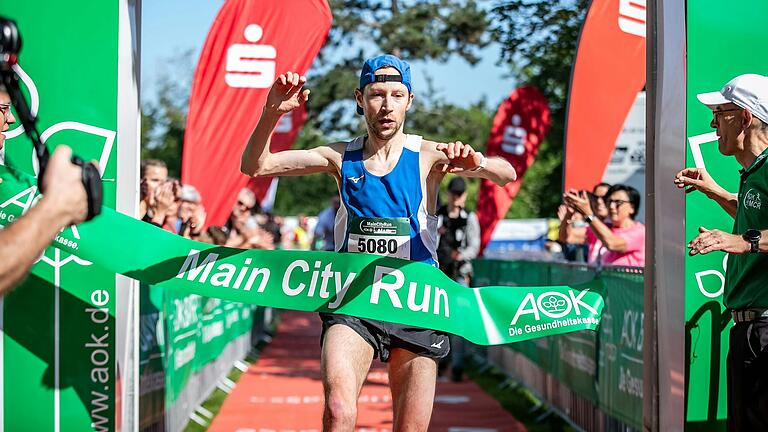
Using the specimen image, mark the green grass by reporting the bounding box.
[465,356,579,432]
[182,351,258,432]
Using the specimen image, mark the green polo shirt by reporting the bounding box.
[724,148,768,310]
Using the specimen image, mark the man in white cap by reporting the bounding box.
[675,73,768,431]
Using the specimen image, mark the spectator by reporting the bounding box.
[177,184,207,240]
[563,184,645,267]
[591,182,611,222]
[139,159,168,220]
[557,203,589,262]
[312,195,340,251]
[290,215,311,250]
[545,217,565,260]
[436,177,480,281]
[205,226,229,246]
[261,212,283,247]
[158,178,181,233]
[435,177,480,382]
[141,178,178,232]
[224,188,274,249]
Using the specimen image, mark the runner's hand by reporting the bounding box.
[437,141,482,172]
[265,72,310,114]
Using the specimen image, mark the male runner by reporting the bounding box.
[241,54,516,431]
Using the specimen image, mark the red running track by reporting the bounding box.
[209,311,526,432]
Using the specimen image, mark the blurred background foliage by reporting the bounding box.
[141,0,587,217]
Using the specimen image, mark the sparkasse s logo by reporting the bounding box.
[618,0,646,38]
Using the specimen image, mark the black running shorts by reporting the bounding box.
[319,313,450,362]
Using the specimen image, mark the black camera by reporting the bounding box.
[0,17,21,62]
[0,16,101,221]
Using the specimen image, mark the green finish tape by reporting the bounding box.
[0,165,604,345]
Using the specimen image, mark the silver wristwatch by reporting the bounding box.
[470,152,488,172]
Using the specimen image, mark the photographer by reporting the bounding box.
[436,177,480,382]
[0,84,90,295]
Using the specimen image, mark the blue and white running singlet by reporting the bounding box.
[333,134,438,266]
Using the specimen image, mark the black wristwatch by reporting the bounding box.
[743,229,761,253]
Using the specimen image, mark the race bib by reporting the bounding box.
[348,217,411,259]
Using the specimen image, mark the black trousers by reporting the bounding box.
[727,318,768,432]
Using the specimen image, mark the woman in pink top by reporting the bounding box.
[563,184,645,267]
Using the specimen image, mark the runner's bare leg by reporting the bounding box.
[388,348,438,431]
[321,324,374,431]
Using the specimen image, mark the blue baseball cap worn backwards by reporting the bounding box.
[357,54,412,115]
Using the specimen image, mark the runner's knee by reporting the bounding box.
[323,391,357,426]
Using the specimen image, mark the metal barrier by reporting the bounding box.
[138,281,278,432]
[166,332,252,432]
[471,260,644,432]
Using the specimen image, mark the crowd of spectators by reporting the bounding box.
[137,159,643,268]
[138,159,288,250]
[556,182,646,267]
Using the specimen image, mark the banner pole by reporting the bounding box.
[117,0,141,430]
[645,0,687,430]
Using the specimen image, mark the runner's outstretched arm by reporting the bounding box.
[425,140,516,186]
[241,72,341,177]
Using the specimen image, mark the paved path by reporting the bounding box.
[209,311,526,432]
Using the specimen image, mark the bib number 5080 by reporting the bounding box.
[358,238,398,255]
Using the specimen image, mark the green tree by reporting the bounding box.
[490,0,588,218]
[306,0,491,135]
[141,50,194,178]
[273,0,497,215]
[143,2,585,219]
[271,120,338,215]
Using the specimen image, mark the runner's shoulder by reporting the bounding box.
[311,141,346,157]
[421,138,445,150]
[420,139,447,164]
[310,141,347,169]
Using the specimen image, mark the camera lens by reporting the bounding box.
[0,17,22,58]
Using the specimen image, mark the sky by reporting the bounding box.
[140,0,515,110]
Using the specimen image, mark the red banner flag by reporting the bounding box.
[181,0,331,226]
[476,86,551,253]
[563,0,646,191]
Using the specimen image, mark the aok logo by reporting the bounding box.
[541,295,567,313]
[744,188,762,210]
[509,289,598,326]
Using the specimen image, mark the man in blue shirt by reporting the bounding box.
[241,54,516,431]
[312,195,339,251]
